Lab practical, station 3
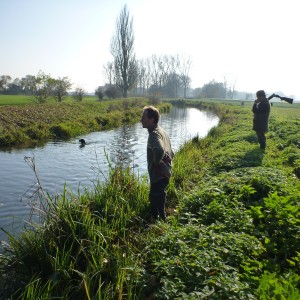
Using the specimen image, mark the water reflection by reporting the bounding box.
[110,125,140,166]
[107,107,218,173]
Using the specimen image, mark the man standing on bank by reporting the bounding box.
[252,90,271,150]
[141,106,174,221]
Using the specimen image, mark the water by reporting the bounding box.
[0,107,218,242]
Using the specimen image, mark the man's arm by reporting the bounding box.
[149,132,165,165]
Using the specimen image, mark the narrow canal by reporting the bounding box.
[0,107,219,242]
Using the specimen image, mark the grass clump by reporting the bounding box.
[1,165,150,299]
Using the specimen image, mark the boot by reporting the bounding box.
[260,142,266,149]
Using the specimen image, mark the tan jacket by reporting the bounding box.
[147,125,174,183]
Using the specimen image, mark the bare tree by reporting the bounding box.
[149,55,160,92]
[148,55,169,96]
[137,60,146,95]
[223,75,237,99]
[178,55,192,98]
[227,80,237,99]
[137,58,152,96]
[167,55,181,97]
[223,76,228,98]
[110,5,138,98]
[103,61,115,86]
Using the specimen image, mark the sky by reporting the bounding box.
[1,0,300,99]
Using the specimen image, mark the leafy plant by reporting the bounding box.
[257,271,300,300]
[142,220,264,299]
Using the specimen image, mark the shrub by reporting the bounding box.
[95,86,104,100]
[104,85,122,99]
[73,87,85,101]
[148,96,160,105]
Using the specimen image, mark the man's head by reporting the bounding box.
[141,106,160,129]
[256,90,266,98]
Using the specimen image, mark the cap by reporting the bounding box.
[256,90,266,97]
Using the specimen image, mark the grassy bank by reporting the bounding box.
[1,100,300,299]
[0,97,171,147]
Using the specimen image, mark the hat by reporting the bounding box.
[256,90,266,97]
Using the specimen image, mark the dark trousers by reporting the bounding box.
[149,178,169,220]
[255,131,266,149]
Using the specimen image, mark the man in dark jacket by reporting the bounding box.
[141,106,174,220]
[252,90,271,149]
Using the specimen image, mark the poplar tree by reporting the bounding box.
[110,5,138,98]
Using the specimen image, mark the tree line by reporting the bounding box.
[0,72,87,103]
[101,5,249,100]
[1,71,247,101]
[102,54,193,99]
[103,4,193,99]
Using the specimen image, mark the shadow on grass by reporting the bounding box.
[242,147,265,167]
[244,133,258,144]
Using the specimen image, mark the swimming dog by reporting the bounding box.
[79,139,86,147]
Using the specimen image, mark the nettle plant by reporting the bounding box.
[143,220,265,299]
[250,192,300,268]
[178,165,300,267]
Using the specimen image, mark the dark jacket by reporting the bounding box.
[252,98,270,132]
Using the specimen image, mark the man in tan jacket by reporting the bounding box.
[141,106,174,220]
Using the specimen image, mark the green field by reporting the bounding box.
[0,94,36,105]
[1,98,300,299]
[0,94,100,105]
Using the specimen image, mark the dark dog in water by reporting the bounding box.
[79,139,86,147]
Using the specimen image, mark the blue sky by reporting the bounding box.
[1,0,299,99]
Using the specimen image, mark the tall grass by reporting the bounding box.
[0,161,151,299]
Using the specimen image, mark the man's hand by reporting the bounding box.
[267,93,276,101]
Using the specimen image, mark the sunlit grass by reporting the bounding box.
[0,94,106,105]
[0,94,35,105]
